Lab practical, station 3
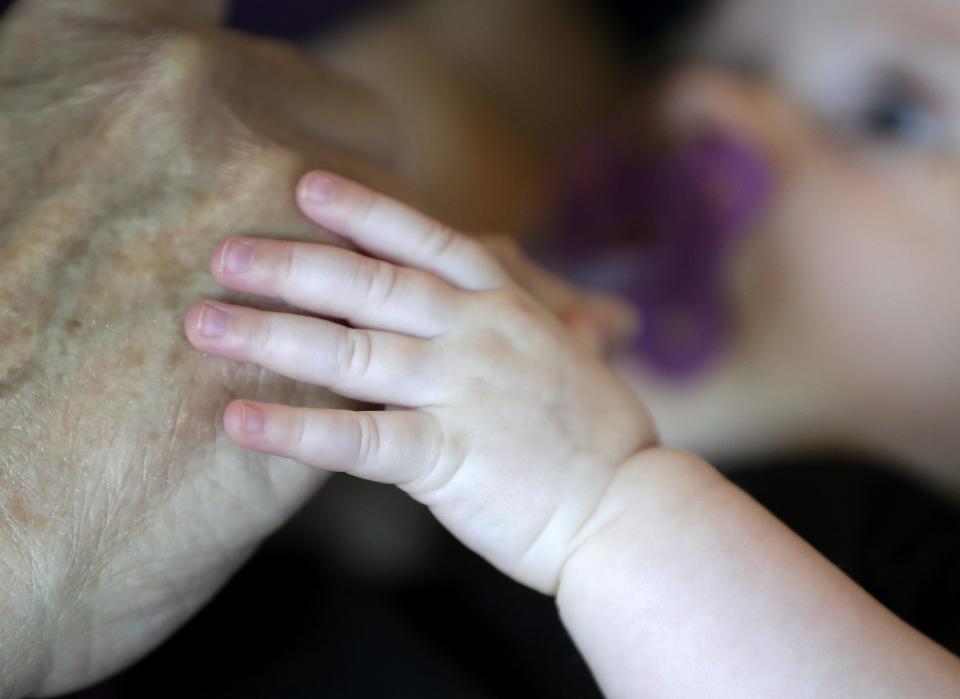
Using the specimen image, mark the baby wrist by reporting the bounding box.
[556,448,725,600]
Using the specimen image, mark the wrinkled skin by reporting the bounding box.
[0,0,401,693]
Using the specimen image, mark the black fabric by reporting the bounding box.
[596,0,708,43]
[732,456,960,653]
[227,0,390,40]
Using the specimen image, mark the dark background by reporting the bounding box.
[0,0,703,42]
[224,0,703,44]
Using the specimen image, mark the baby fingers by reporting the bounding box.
[296,171,510,292]
[184,301,445,407]
[224,402,450,488]
[211,238,462,338]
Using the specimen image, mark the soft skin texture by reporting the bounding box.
[0,0,403,694]
[191,172,960,697]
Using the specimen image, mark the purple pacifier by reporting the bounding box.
[536,132,772,382]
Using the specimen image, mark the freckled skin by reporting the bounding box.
[0,2,403,693]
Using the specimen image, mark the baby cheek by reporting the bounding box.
[774,167,960,403]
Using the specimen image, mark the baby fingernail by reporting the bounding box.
[300,172,337,204]
[240,404,266,434]
[220,240,253,274]
[197,303,230,338]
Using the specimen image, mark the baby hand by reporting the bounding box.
[185,173,656,593]
[481,234,640,357]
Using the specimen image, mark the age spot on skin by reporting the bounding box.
[166,342,192,371]
[1,491,48,532]
[0,313,40,391]
[123,347,147,369]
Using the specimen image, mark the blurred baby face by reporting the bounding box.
[651,0,960,473]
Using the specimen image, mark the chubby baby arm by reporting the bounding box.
[186,173,960,697]
[558,448,960,697]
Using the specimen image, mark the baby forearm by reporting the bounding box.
[557,449,960,698]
